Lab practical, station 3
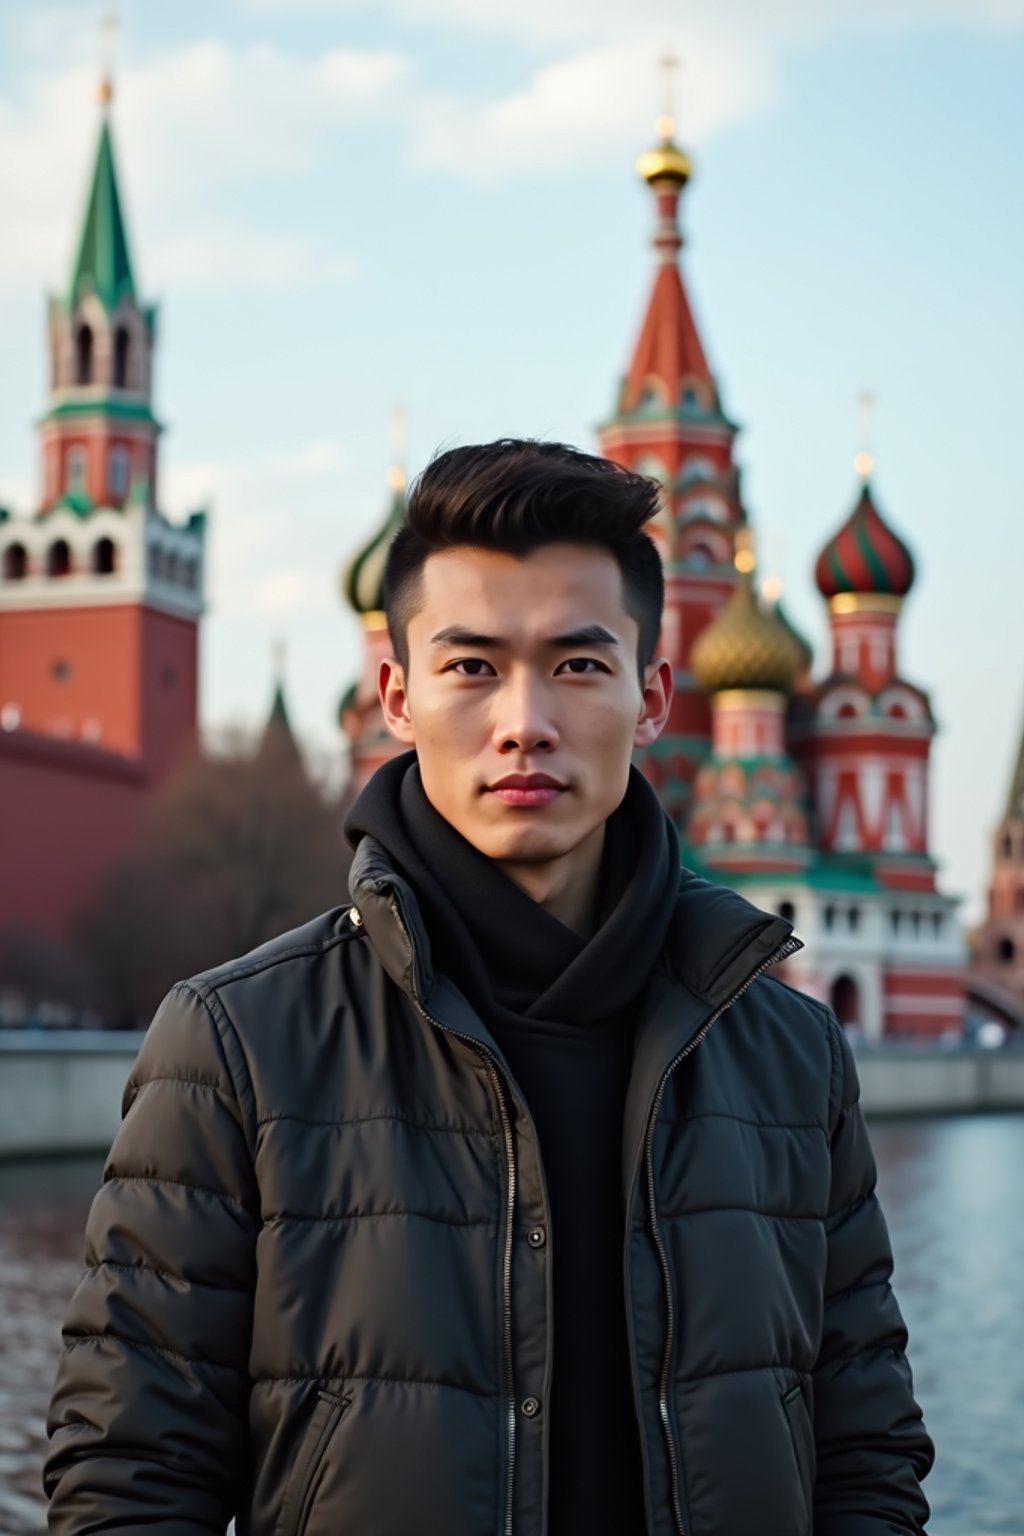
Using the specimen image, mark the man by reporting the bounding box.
[46,439,933,1535]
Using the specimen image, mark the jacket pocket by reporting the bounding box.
[280,1389,352,1536]
[780,1379,815,1533]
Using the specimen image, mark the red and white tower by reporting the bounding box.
[786,465,966,1036]
[0,76,205,940]
[598,96,748,825]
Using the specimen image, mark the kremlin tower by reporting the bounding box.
[0,74,205,941]
[968,698,1024,1014]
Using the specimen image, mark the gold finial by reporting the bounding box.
[854,389,876,479]
[387,404,409,492]
[657,52,680,140]
[637,52,692,185]
[98,12,119,106]
[734,526,755,574]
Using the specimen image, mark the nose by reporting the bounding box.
[491,673,559,755]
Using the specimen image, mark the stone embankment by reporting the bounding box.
[1,1030,1023,1158]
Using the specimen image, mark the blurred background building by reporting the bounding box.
[0,84,205,947]
[1,69,1020,1041]
[338,107,1008,1039]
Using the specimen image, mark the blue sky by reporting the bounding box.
[0,0,1021,921]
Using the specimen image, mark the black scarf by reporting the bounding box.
[345,750,680,1029]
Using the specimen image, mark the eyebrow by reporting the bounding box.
[429,624,620,649]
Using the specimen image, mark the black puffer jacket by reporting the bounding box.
[45,839,933,1536]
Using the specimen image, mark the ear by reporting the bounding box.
[634,656,673,748]
[379,656,416,745]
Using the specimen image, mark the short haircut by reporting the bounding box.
[383,439,664,674]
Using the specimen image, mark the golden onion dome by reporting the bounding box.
[636,115,692,186]
[341,468,406,618]
[691,572,804,695]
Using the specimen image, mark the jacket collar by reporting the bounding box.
[350,834,803,1198]
[349,834,799,1026]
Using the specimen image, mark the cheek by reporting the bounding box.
[408,683,486,745]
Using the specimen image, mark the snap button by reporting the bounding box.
[527,1227,546,1249]
[521,1397,541,1418]
[349,907,363,927]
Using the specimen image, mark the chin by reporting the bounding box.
[471,821,583,866]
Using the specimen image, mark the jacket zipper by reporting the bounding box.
[369,901,519,1536]
[646,936,802,1536]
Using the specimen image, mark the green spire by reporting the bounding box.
[260,641,303,767]
[69,110,136,311]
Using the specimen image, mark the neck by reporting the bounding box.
[496,822,606,938]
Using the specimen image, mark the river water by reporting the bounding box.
[1,1115,1022,1535]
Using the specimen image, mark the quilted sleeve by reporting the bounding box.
[44,981,259,1535]
[812,1019,934,1536]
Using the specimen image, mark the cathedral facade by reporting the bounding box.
[340,111,967,1039]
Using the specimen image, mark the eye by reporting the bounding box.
[445,658,496,677]
[556,657,609,675]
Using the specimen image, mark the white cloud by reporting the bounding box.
[413,31,780,180]
[235,0,1024,45]
[164,440,348,621]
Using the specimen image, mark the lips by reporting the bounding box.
[487,773,568,808]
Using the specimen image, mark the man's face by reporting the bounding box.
[379,543,671,871]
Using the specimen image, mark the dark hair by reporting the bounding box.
[383,439,664,673]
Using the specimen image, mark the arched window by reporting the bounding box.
[682,543,714,569]
[93,537,116,574]
[848,906,861,933]
[2,543,27,580]
[76,324,94,385]
[890,909,901,935]
[997,936,1016,963]
[837,702,858,719]
[66,445,88,492]
[166,552,181,584]
[114,326,131,388]
[830,974,860,1027]
[823,904,835,931]
[47,539,72,577]
[108,446,130,498]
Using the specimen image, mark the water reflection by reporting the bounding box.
[872,1117,1024,1533]
[1,1119,1022,1534]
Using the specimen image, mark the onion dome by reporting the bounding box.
[636,119,692,187]
[691,572,804,695]
[761,579,813,677]
[342,468,406,618]
[815,480,915,600]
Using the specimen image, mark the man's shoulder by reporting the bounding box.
[189,906,364,992]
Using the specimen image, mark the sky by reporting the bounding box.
[0,0,1021,923]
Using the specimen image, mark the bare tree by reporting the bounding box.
[77,730,349,1026]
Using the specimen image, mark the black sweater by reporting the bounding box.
[346,753,681,1533]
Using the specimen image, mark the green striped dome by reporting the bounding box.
[342,481,406,617]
